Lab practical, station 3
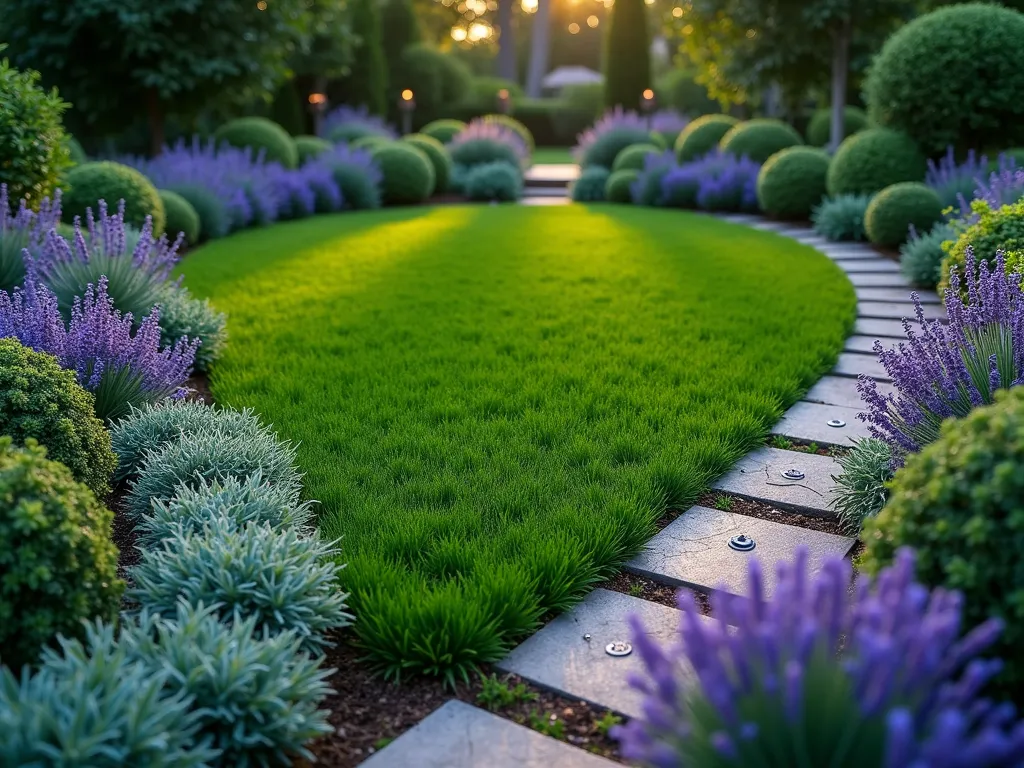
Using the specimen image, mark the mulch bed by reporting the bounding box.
[697,491,848,536]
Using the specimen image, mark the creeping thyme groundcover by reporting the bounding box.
[179,205,855,681]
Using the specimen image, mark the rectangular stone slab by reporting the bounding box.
[856,287,941,304]
[845,272,914,288]
[855,317,913,338]
[771,400,870,446]
[834,259,901,273]
[858,301,944,321]
[804,375,892,409]
[816,247,881,261]
[626,506,855,598]
[709,446,840,515]
[361,700,618,768]
[832,352,891,380]
[497,589,703,719]
[844,334,897,355]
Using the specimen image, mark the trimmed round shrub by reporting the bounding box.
[865,182,943,247]
[130,520,351,653]
[294,135,332,165]
[371,142,435,204]
[214,117,299,169]
[756,146,830,219]
[449,137,522,170]
[421,118,467,145]
[0,339,116,497]
[66,136,87,165]
[0,56,71,206]
[632,159,676,207]
[900,221,955,288]
[811,194,872,242]
[675,114,739,163]
[329,162,382,210]
[157,189,200,246]
[0,438,122,669]
[62,161,166,235]
[826,128,927,197]
[351,135,392,152]
[940,198,1024,295]
[864,3,1024,155]
[860,387,1024,698]
[571,166,611,202]
[403,133,451,193]
[805,106,869,147]
[612,143,660,173]
[326,122,384,144]
[483,114,534,153]
[581,126,654,169]
[156,284,227,373]
[605,169,639,203]
[164,183,229,241]
[719,119,803,164]
[464,161,523,202]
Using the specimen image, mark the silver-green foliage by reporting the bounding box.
[830,438,894,532]
[0,620,210,767]
[129,521,351,653]
[111,400,271,482]
[157,283,227,372]
[900,220,955,288]
[811,194,872,242]
[136,471,313,549]
[571,167,611,202]
[122,602,335,767]
[463,161,523,202]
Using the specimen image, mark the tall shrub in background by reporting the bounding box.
[381,0,421,114]
[603,0,651,111]
[330,0,387,116]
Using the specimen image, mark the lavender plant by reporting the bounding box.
[858,249,1024,458]
[926,146,990,211]
[662,152,760,213]
[0,183,60,291]
[449,118,530,170]
[650,109,690,146]
[974,157,1024,211]
[321,144,383,210]
[321,104,397,144]
[573,107,653,169]
[614,547,1023,768]
[632,151,678,206]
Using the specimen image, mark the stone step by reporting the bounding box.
[844,335,896,355]
[835,258,901,273]
[856,287,941,304]
[524,164,579,187]
[845,272,914,288]
[498,589,703,719]
[854,317,913,338]
[816,247,880,261]
[360,700,617,768]
[771,400,870,446]
[804,374,892,409]
[831,352,890,381]
[522,185,569,197]
[858,301,944,321]
[709,446,840,516]
[522,195,571,207]
[626,505,855,598]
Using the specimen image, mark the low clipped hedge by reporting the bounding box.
[403,133,452,193]
[158,189,200,246]
[756,147,831,219]
[675,115,739,162]
[865,182,943,247]
[295,135,332,165]
[612,143,660,173]
[806,106,870,147]
[420,119,467,144]
[165,184,230,241]
[826,128,927,197]
[371,143,436,205]
[214,117,299,169]
[719,119,803,164]
[605,169,638,203]
[571,167,611,202]
[62,161,166,235]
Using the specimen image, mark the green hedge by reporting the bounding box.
[756,147,831,219]
[806,106,869,147]
[214,117,299,169]
[864,182,943,247]
[826,128,927,197]
[675,115,739,162]
[719,119,803,164]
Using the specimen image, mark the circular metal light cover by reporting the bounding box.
[826,418,846,428]
[781,468,805,481]
[606,641,633,657]
[728,534,756,552]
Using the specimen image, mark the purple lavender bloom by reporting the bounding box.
[858,249,1024,458]
[269,161,345,219]
[661,151,760,213]
[449,118,530,170]
[615,547,1023,768]
[320,105,398,143]
[973,156,1024,211]
[650,109,690,145]
[1,184,62,291]
[926,147,990,212]
[319,144,383,210]
[573,106,650,163]
[631,151,679,206]
[0,278,197,422]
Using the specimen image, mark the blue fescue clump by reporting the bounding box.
[614,547,1024,768]
[812,194,872,242]
[571,166,611,202]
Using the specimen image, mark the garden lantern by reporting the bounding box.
[399,89,415,135]
[307,92,327,136]
[496,88,511,115]
[641,88,656,130]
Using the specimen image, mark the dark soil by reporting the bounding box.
[600,570,711,614]
[697,491,847,536]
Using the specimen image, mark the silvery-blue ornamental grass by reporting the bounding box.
[614,547,1024,768]
[858,248,1024,457]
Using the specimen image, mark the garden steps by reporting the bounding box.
[771,400,870,446]
[709,446,840,515]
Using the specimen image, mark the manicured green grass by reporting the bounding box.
[179,205,855,682]
[532,146,575,164]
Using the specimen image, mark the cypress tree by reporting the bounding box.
[603,0,652,111]
[331,0,387,115]
[382,0,422,118]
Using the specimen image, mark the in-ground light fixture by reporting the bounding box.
[399,89,416,135]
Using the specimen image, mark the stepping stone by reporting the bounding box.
[855,317,913,338]
[717,213,761,224]
[361,700,617,768]
[804,375,892,409]
[626,506,855,598]
[523,196,570,207]
[524,164,580,185]
[771,400,870,446]
[709,446,839,515]
[774,228,816,239]
[857,287,941,304]
[498,589,704,719]
[845,272,914,288]
[858,301,944,321]
[844,334,897,355]
[817,247,879,260]
[750,221,792,231]
[835,259,901,273]
[794,236,829,246]
[522,186,570,197]
[832,352,890,381]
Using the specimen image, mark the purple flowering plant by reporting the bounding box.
[973,161,1024,211]
[858,249,1024,458]
[632,151,679,206]
[320,104,398,143]
[661,152,760,213]
[573,107,654,168]
[926,147,990,211]
[319,144,383,210]
[449,118,530,170]
[0,183,61,291]
[615,547,1024,768]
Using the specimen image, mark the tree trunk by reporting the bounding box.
[829,21,851,152]
[525,0,550,98]
[147,88,166,157]
[496,0,517,82]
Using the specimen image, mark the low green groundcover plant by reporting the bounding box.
[178,206,855,682]
[940,198,1024,295]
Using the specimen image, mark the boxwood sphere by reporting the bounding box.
[294,135,332,165]
[826,128,927,197]
[463,161,523,202]
[864,182,943,247]
[570,167,611,202]
[214,117,299,169]
[719,119,803,164]
[158,189,201,246]
[62,161,166,236]
[865,3,1024,155]
[165,183,230,241]
[581,126,653,169]
[403,133,452,193]
[421,119,468,144]
[612,143,660,173]
[605,169,638,203]
[756,147,831,219]
[675,115,739,162]
[371,143,436,205]
[806,106,869,147]
[351,135,392,152]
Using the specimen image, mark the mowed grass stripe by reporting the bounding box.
[180,205,855,682]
